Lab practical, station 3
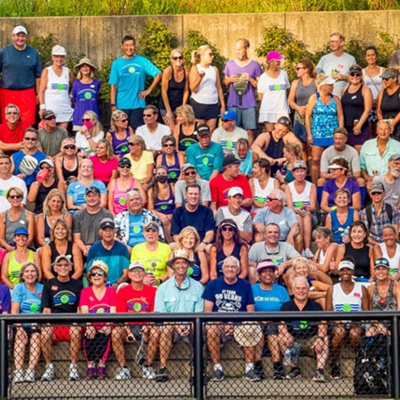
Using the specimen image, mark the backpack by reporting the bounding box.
[365,203,393,229]
[353,334,389,395]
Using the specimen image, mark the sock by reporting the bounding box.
[318,368,324,374]
[245,363,254,372]
[214,364,223,371]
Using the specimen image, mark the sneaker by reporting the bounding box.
[313,370,327,382]
[97,366,106,380]
[273,362,284,380]
[41,363,54,381]
[303,248,314,259]
[114,366,131,381]
[155,367,169,382]
[286,368,301,379]
[85,366,96,380]
[330,363,341,379]
[244,368,261,381]
[210,369,224,381]
[69,363,80,381]
[13,369,24,383]
[24,368,35,382]
[254,360,265,380]
[142,365,156,380]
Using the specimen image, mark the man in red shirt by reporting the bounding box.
[210,153,252,215]
[0,104,29,153]
[111,261,159,381]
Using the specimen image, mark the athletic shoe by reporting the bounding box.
[69,363,80,381]
[41,363,54,381]
[142,365,156,380]
[97,366,106,380]
[155,367,169,382]
[303,248,314,259]
[313,370,327,382]
[210,369,224,381]
[286,368,301,379]
[114,366,131,380]
[13,370,24,383]
[244,368,261,381]
[85,366,96,380]
[330,363,341,379]
[254,360,265,380]
[24,368,35,382]
[273,362,284,380]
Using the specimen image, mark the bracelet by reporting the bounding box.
[39,104,46,110]
[85,135,91,139]
[110,103,116,107]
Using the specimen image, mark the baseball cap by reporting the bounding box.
[256,259,278,273]
[220,219,237,230]
[292,160,307,171]
[13,227,29,236]
[338,260,355,270]
[39,159,54,168]
[128,261,145,271]
[181,163,196,172]
[328,163,344,170]
[52,45,67,56]
[118,157,131,168]
[197,125,211,136]
[374,257,390,269]
[42,110,56,120]
[320,76,337,86]
[220,109,237,122]
[228,187,243,197]
[89,260,108,274]
[266,51,284,62]
[223,153,240,168]
[370,182,385,194]
[143,221,159,231]
[85,186,101,195]
[381,69,399,79]
[13,26,27,35]
[100,218,115,229]
[52,254,72,266]
[389,154,400,162]
[349,65,362,75]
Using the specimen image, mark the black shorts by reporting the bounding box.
[190,98,219,120]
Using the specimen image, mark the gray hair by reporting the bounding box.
[223,256,240,268]
[377,119,391,129]
[126,188,142,201]
[292,276,310,289]
[292,256,309,270]
[270,189,286,206]
[19,262,40,283]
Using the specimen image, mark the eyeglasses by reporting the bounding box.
[172,56,183,60]
[9,195,22,199]
[129,268,144,273]
[184,171,196,176]
[267,197,279,201]
[119,165,131,169]
[120,119,128,123]
[221,119,232,123]
[40,166,51,170]
[382,78,391,81]
[45,116,56,121]
[6,112,18,115]
[143,114,153,118]
[90,271,105,277]
[24,137,37,141]
[163,143,174,147]
[350,73,361,77]
[64,145,75,150]
[221,226,235,232]
[296,67,305,70]
[128,142,139,147]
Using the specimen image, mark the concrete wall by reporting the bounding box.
[0,10,399,65]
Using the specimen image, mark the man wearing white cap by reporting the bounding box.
[0,26,41,125]
[316,32,355,97]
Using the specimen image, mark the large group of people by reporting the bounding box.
[0,25,399,386]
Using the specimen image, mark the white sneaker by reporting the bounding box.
[24,368,35,382]
[303,248,314,259]
[13,369,24,383]
[41,363,54,381]
[142,365,156,380]
[115,366,131,380]
[69,363,79,381]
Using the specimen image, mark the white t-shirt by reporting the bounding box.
[316,52,356,97]
[135,123,171,151]
[0,176,27,213]
[211,126,248,154]
[75,130,104,155]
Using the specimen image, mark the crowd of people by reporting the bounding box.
[0,25,399,386]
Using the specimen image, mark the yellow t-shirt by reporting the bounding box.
[130,241,171,280]
[124,151,154,183]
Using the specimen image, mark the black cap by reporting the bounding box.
[100,217,115,229]
[85,186,101,195]
[197,125,211,136]
[118,157,131,168]
[42,110,56,120]
[223,153,241,168]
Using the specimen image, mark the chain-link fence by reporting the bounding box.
[0,312,398,400]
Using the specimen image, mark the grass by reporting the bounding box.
[0,0,399,17]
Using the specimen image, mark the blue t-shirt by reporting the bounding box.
[128,213,145,247]
[71,79,101,126]
[86,241,130,284]
[12,282,43,315]
[186,142,224,180]
[67,180,107,207]
[203,276,254,312]
[0,45,42,89]
[108,55,161,110]
[12,150,47,187]
[252,283,290,312]
[0,284,10,313]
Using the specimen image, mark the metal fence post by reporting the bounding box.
[194,317,204,400]
[391,315,399,399]
[0,319,8,400]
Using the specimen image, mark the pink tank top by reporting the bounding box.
[113,178,135,214]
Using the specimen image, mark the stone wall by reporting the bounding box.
[0,10,399,65]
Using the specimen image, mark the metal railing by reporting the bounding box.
[0,311,399,399]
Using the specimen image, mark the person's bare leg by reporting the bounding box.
[70,326,81,364]
[146,327,161,365]
[159,325,174,367]
[14,328,28,370]
[28,333,41,370]
[41,327,54,364]
[111,326,127,367]
[206,324,222,365]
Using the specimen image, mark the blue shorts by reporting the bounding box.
[228,107,257,130]
[293,119,307,143]
[312,137,334,147]
[122,108,144,130]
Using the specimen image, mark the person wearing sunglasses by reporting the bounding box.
[173,104,198,154]
[0,103,30,153]
[75,110,104,158]
[160,49,189,132]
[174,163,211,208]
[80,261,117,380]
[11,127,46,188]
[37,109,69,159]
[54,138,79,188]
[109,35,162,130]
[106,110,134,159]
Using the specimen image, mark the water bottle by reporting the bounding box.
[283,347,291,366]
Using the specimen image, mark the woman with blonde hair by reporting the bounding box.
[89,139,118,186]
[173,104,198,154]
[106,110,133,158]
[275,142,303,187]
[35,189,72,247]
[174,226,209,285]
[189,45,225,132]
[309,227,338,274]
[75,110,104,157]
[160,48,189,131]
[55,138,79,187]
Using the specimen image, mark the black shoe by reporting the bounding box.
[155,367,169,382]
[210,369,224,381]
[273,362,284,380]
[254,360,265,380]
[286,368,301,379]
[330,362,341,379]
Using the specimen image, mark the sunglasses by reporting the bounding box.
[120,119,128,123]
[172,56,183,60]
[82,118,91,122]
[382,78,390,81]
[221,119,232,123]
[296,67,305,70]
[90,271,105,277]
[119,165,131,169]
[163,143,174,147]
[350,73,361,77]
[143,114,153,117]
[6,112,18,115]
[64,145,75,150]
[267,197,279,201]
[221,226,235,232]
[184,171,196,176]
[9,195,22,199]
[45,116,56,121]
[40,166,51,170]
[128,142,139,147]
[24,137,37,141]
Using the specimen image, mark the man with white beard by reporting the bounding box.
[373,154,400,209]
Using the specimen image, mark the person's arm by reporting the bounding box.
[325,286,334,311]
[182,68,190,105]
[71,244,84,280]
[288,80,307,117]
[35,213,46,247]
[0,212,13,252]
[189,65,204,93]
[214,67,225,113]
[238,245,248,279]
[38,68,49,118]
[27,181,40,203]
[320,189,332,213]
[107,179,116,214]
[110,84,118,112]
[251,133,272,162]
[73,232,90,257]
[361,286,371,310]
[143,163,155,191]
[209,245,218,280]
[161,67,174,123]
[41,244,55,280]
[54,156,66,187]
[198,250,209,285]
[286,222,299,247]
[334,95,344,128]
[376,89,384,121]
[305,94,317,145]
[352,189,361,211]
[204,299,214,312]
[25,211,35,248]
[1,253,13,289]
[139,72,162,100]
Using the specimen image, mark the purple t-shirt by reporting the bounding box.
[323,178,360,207]
[223,59,262,108]
[0,284,10,313]
[71,79,101,126]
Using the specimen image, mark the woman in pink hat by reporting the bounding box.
[257,51,290,132]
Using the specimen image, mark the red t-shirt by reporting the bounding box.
[89,155,118,185]
[0,121,30,144]
[116,284,157,314]
[210,173,252,209]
